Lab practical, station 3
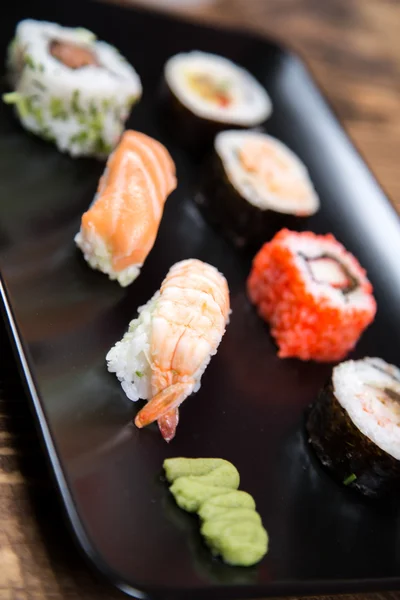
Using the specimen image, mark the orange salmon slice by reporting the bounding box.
[80,130,176,272]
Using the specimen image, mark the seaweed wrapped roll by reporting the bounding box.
[161,51,272,151]
[196,130,320,249]
[307,358,400,498]
[3,20,142,157]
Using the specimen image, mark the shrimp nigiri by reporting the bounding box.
[106,259,230,441]
[75,130,176,286]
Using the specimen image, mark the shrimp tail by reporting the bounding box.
[157,409,180,443]
[135,382,193,430]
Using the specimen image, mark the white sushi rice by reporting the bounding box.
[4,19,142,157]
[215,130,320,215]
[74,226,141,287]
[106,293,208,403]
[282,231,375,309]
[165,51,272,126]
[106,296,216,402]
[333,358,400,460]
[106,293,158,401]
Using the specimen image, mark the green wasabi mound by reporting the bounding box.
[202,520,268,567]
[163,457,268,567]
[192,463,240,489]
[170,478,236,513]
[201,508,262,532]
[199,500,258,523]
[164,458,229,482]
[198,490,256,521]
[164,458,239,489]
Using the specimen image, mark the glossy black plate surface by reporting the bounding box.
[1,1,400,598]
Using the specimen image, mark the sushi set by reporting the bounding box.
[1,0,400,597]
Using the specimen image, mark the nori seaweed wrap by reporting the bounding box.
[160,51,272,154]
[195,130,320,250]
[307,358,400,498]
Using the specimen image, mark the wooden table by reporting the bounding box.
[1,0,400,598]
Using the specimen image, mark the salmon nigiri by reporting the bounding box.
[106,259,230,442]
[75,130,176,286]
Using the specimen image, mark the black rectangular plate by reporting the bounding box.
[1,1,400,598]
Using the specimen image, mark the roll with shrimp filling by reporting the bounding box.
[196,130,320,249]
[247,229,377,362]
[161,51,272,151]
[3,19,142,157]
[106,259,230,441]
[307,358,400,497]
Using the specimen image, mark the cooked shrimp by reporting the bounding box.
[134,259,230,440]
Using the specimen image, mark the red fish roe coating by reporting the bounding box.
[247,229,377,362]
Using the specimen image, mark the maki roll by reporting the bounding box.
[3,20,142,157]
[196,130,320,249]
[161,51,272,151]
[75,130,176,286]
[307,358,400,498]
[107,259,230,442]
[247,229,376,362]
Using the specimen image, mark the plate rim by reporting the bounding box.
[1,1,400,597]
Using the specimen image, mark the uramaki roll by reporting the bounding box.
[3,19,142,157]
[247,229,376,362]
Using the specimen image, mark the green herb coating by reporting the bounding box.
[50,97,68,120]
[24,54,36,69]
[3,92,22,105]
[343,473,357,486]
[71,90,81,114]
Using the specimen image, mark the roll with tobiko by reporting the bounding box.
[247,229,377,362]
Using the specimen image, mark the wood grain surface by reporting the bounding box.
[1,0,400,598]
